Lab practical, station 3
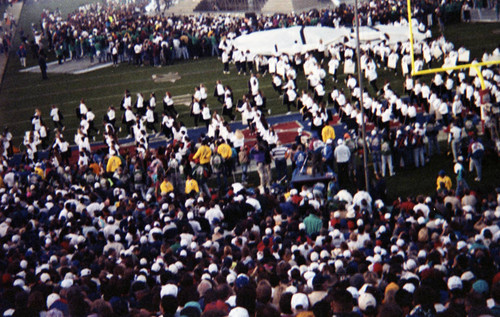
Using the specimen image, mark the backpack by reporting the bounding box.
[134,169,143,184]
[193,164,209,181]
[211,153,223,173]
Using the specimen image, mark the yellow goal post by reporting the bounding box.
[406,0,500,90]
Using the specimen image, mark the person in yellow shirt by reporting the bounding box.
[160,178,174,195]
[436,170,452,192]
[192,139,212,165]
[106,155,121,173]
[185,175,199,194]
[217,141,232,160]
[321,125,336,143]
[34,164,45,179]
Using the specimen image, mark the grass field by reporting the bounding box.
[1,0,500,199]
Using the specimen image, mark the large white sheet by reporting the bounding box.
[232,24,427,56]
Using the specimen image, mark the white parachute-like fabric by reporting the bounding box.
[232,24,428,56]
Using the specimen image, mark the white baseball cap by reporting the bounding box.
[447,276,463,291]
[358,293,377,311]
[229,307,249,317]
[46,293,60,309]
[160,284,178,298]
[291,293,309,311]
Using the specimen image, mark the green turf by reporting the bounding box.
[441,23,500,59]
[0,0,500,199]
[383,148,500,201]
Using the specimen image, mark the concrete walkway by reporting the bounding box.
[0,1,23,85]
[470,8,500,22]
[19,58,113,75]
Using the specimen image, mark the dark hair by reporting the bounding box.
[256,303,280,317]
[377,302,404,317]
[256,280,272,304]
[312,299,332,317]
[491,282,500,302]
[329,288,353,313]
[279,292,293,315]
[236,285,256,315]
[161,295,178,315]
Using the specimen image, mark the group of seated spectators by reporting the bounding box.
[0,0,500,316]
[1,125,500,317]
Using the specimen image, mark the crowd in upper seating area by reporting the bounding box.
[23,0,455,66]
[1,0,500,317]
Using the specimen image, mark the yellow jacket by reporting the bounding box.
[185,179,200,194]
[160,180,174,195]
[322,125,336,143]
[436,175,452,191]
[34,167,45,179]
[217,143,233,160]
[106,156,122,173]
[193,145,212,165]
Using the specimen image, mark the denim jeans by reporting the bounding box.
[275,159,287,181]
[241,163,249,182]
[215,171,228,193]
[371,152,381,174]
[381,154,394,177]
[427,135,440,157]
[413,147,425,168]
[470,158,482,180]
[256,162,271,190]
[451,139,461,162]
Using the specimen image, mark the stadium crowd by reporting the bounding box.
[25,0,453,67]
[0,0,500,316]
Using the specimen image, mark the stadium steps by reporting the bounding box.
[291,0,333,13]
[260,0,294,14]
[194,0,268,12]
[469,8,499,22]
[0,1,23,85]
[260,0,333,14]
[165,0,203,14]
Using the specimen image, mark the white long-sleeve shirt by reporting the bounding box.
[145,108,155,123]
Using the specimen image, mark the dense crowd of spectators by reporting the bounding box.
[22,0,451,67]
[1,0,500,317]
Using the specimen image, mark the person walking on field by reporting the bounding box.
[468,136,484,182]
[334,138,351,188]
[38,50,48,80]
[251,143,271,191]
[17,44,27,67]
